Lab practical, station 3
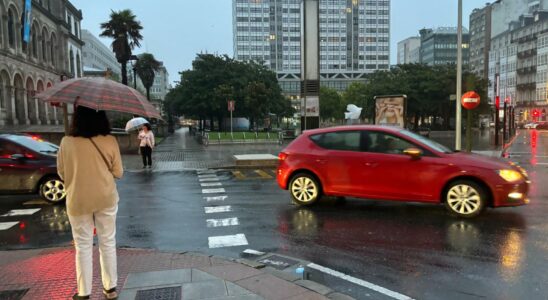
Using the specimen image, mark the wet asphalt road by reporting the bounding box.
[0,130,547,299]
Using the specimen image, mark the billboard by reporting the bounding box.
[301,96,319,117]
[374,95,407,128]
[23,0,32,43]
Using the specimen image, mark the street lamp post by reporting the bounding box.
[455,0,463,150]
[129,55,139,89]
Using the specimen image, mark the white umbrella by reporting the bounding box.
[125,117,149,132]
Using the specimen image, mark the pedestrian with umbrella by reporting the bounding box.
[36,77,161,300]
[135,122,155,168]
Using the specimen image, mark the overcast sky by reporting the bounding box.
[71,0,481,84]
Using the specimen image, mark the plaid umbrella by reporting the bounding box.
[35,77,162,119]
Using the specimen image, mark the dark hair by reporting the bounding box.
[70,106,111,138]
[143,123,152,131]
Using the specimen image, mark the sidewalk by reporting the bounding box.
[0,247,349,300]
[122,128,284,171]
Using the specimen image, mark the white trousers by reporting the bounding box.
[68,205,118,296]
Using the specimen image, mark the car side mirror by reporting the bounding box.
[403,148,422,159]
[10,154,26,161]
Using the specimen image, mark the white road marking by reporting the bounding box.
[199,177,220,182]
[202,188,226,194]
[198,174,218,179]
[307,263,414,300]
[243,249,265,256]
[204,196,228,202]
[208,234,248,248]
[0,222,19,231]
[204,206,232,214]
[201,182,222,187]
[1,208,41,217]
[206,217,239,227]
[197,170,216,175]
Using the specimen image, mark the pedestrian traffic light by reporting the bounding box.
[533,109,539,117]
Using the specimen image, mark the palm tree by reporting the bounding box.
[135,53,161,100]
[100,9,143,85]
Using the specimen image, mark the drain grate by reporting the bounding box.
[135,287,181,300]
[0,289,29,300]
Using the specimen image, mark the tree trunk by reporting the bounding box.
[121,61,128,86]
[218,115,223,132]
[146,87,150,101]
[210,116,214,131]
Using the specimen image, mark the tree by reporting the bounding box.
[135,53,161,100]
[100,9,143,86]
[168,54,285,131]
[319,87,344,122]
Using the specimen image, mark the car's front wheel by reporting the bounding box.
[444,180,486,218]
[289,173,321,206]
[39,176,66,203]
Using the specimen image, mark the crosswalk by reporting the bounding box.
[0,208,42,231]
[197,169,249,249]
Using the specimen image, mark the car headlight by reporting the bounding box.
[498,170,523,182]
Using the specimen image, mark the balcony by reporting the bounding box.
[517,48,537,59]
[516,66,537,75]
[516,82,536,90]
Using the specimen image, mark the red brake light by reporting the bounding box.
[279,152,288,161]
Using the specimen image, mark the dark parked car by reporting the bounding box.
[277,125,529,218]
[0,134,65,203]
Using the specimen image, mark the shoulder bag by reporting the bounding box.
[89,137,113,172]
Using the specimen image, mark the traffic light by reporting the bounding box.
[533,109,539,118]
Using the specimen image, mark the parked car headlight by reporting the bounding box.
[498,170,523,182]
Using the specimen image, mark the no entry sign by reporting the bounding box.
[228,100,235,112]
[461,91,480,110]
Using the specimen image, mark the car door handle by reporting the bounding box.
[316,159,327,164]
[364,162,378,167]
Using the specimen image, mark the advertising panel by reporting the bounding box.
[374,95,407,128]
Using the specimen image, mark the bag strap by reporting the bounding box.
[89,137,112,172]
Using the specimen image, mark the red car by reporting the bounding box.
[277,126,529,218]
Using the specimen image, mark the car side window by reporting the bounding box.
[310,131,361,151]
[0,141,26,159]
[363,132,416,155]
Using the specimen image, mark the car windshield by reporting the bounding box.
[398,129,453,153]
[5,135,59,155]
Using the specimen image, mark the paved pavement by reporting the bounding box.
[0,247,350,300]
[122,128,284,171]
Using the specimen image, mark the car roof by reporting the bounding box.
[302,125,403,135]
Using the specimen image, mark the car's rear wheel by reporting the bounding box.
[39,176,66,203]
[289,173,321,206]
[444,180,486,218]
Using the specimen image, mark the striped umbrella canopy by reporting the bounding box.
[35,77,162,119]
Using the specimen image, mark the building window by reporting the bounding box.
[32,26,38,58]
[70,48,75,76]
[8,9,16,48]
[41,29,47,61]
[50,34,56,66]
[76,53,81,77]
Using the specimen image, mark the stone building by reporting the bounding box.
[0,0,83,127]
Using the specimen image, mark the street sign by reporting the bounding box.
[228,100,235,112]
[461,91,480,110]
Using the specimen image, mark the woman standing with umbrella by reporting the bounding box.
[57,106,123,300]
[138,123,155,168]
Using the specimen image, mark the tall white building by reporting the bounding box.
[397,36,420,64]
[81,29,121,78]
[233,0,390,94]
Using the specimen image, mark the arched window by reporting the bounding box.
[50,34,56,66]
[31,25,38,58]
[69,48,74,76]
[76,53,81,77]
[41,29,47,61]
[8,9,15,48]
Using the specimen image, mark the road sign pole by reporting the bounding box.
[466,109,472,152]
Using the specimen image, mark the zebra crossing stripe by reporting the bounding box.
[204,206,232,214]
[197,170,216,175]
[199,177,220,182]
[0,222,19,231]
[208,234,248,248]
[243,249,265,256]
[204,196,228,202]
[198,174,218,179]
[1,208,41,217]
[201,182,222,187]
[202,188,226,194]
[206,217,239,227]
